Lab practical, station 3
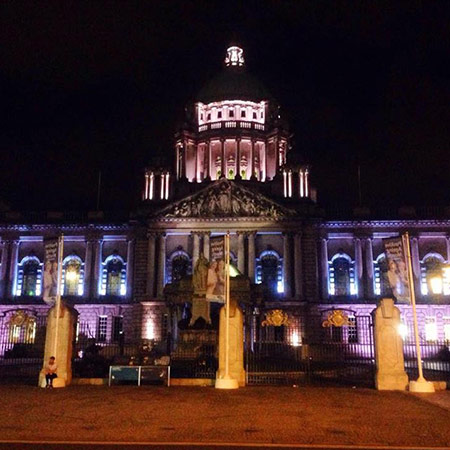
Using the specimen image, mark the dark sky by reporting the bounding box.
[1,1,450,212]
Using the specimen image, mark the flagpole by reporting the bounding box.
[403,232,434,393]
[53,234,64,358]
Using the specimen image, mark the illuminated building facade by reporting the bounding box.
[1,46,450,363]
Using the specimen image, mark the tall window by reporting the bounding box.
[329,253,356,297]
[420,253,445,296]
[62,255,83,296]
[97,316,108,342]
[112,316,123,343]
[256,250,282,294]
[167,250,191,283]
[374,254,391,296]
[16,256,42,296]
[101,254,126,296]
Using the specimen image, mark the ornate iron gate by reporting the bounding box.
[0,310,47,384]
[245,309,375,387]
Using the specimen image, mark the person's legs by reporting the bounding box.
[45,374,51,387]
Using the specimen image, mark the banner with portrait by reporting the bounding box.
[206,236,226,303]
[43,237,60,304]
[383,236,411,303]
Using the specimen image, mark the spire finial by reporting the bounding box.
[225,46,244,67]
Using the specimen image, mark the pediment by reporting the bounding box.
[156,179,295,220]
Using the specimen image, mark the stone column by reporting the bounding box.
[181,139,187,178]
[320,238,329,300]
[156,233,166,299]
[126,238,135,299]
[83,240,93,299]
[294,233,303,300]
[236,138,241,177]
[8,240,19,298]
[203,232,210,261]
[250,139,255,179]
[0,240,10,299]
[92,239,103,298]
[39,302,78,388]
[283,233,292,298]
[206,140,211,179]
[237,232,245,274]
[247,231,256,282]
[146,233,156,297]
[220,138,225,177]
[354,238,363,299]
[373,298,408,390]
[364,238,374,298]
[192,232,200,268]
[410,237,421,297]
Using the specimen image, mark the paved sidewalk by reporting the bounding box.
[412,390,450,412]
[0,385,449,448]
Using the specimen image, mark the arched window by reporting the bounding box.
[329,253,356,297]
[167,249,192,283]
[374,254,391,296]
[62,255,83,296]
[16,256,42,296]
[256,250,283,294]
[101,254,126,296]
[421,253,446,296]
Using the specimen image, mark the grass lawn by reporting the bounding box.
[0,385,449,447]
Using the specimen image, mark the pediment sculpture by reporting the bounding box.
[158,179,295,219]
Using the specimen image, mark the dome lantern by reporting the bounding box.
[225,46,245,67]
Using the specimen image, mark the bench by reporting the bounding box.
[108,365,170,387]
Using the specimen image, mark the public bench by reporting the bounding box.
[108,365,170,386]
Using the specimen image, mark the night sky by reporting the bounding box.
[1,1,450,212]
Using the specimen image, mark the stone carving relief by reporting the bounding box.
[159,179,295,219]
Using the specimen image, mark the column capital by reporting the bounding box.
[246,230,257,237]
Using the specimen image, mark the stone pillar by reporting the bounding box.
[92,239,103,298]
[206,140,211,179]
[294,233,303,299]
[446,236,450,262]
[354,238,363,299]
[181,139,187,178]
[39,302,78,388]
[283,233,292,298]
[373,298,408,390]
[146,233,156,297]
[320,238,329,300]
[203,232,210,261]
[0,240,10,299]
[83,240,93,299]
[156,233,166,299]
[192,232,200,268]
[250,139,256,179]
[126,238,134,299]
[247,232,256,282]
[220,138,225,177]
[364,238,374,298]
[8,240,19,298]
[410,237,422,297]
[216,300,245,387]
[236,138,241,177]
[237,232,245,274]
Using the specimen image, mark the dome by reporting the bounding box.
[197,46,272,103]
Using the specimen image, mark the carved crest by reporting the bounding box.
[322,310,351,328]
[157,179,295,220]
[261,309,290,327]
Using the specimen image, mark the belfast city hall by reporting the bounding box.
[1,45,450,386]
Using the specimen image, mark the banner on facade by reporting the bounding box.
[383,236,411,303]
[206,236,226,303]
[43,237,60,304]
